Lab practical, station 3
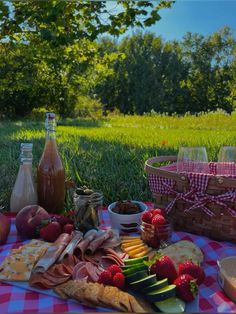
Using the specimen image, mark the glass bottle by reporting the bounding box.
[10,143,38,212]
[37,112,65,213]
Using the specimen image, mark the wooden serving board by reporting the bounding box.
[6,280,199,313]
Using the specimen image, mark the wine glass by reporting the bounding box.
[177,146,209,173]
[217,146,236,176]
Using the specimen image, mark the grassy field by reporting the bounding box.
[0,111,235,211]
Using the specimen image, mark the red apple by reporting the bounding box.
[0,213,10,244]
[16,205,50,238]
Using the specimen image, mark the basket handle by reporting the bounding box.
[144,156,185,182]
[144,156,236,188]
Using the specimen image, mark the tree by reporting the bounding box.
[0,0,174,117]
[181,27,235,113]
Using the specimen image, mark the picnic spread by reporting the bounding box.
[1,113,236,313]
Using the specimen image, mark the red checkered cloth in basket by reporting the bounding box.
[149,162,236,217]
[1,208,236,313]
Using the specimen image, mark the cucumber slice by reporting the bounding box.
[146,284,176,302]
[126,270,148,283]
[124,256,148,265]
[122,264,148,276]
[143,278,168,294]
[130,275,157,290]
[122,262,144,269]
[154,297,186,313]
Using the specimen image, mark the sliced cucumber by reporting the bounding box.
[122,264,148,276]
[154,297,185,313]
[130,275,157,291]
[122,262,144,270]
[146,284,176,302]
[124,256,148,265]
[143,278,168,294]
[126,270,148,283]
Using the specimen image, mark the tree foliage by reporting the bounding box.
[0,0,174,117]
[0,1,235,117]
[96,27,236,114]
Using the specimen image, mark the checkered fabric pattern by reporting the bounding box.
[1,207,236,313]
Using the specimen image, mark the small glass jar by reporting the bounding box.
[141,219,173,249]
[73,188,103,233]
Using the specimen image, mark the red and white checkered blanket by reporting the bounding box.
[1,207,236,313]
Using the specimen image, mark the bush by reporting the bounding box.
[72,95,103,119]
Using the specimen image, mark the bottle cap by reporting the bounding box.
[46,112,56,120]
[45,112,56,131]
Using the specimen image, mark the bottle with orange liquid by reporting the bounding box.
[37,113,65,213]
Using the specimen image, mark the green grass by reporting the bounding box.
[0,111,236,210]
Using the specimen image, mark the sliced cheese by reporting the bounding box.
[127,245,149,256]
[120,236,141,241]
[122,243,146,253]
[131,248,153,258]
[121,240,143,249]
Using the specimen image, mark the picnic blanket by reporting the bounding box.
[1,205,236,313]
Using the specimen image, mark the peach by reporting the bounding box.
[16,205,50,238]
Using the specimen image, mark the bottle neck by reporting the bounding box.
[20,149,33,165]
[45,119,56,141]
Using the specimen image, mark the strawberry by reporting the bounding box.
[107,264,122,276]
[151,208,165,217]
[150,262,158,274]
[178,261,205,285]
[98,270,112,285]
[152,214,167,229]
[63,223,74,234]
[55,215,73,226]
[112,272,125,289]
[40,221,62,242]
[154,255,178,283]
[141,211,153,223]
[174,274,198,302]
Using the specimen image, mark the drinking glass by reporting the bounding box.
[177,146,209,173]
[217,146,236,176]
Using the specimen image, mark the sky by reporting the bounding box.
[126,0,236,41]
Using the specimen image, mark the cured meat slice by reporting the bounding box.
[86,262,99,282]
[82,253,99,265]
[29,263,72,289]
[58,231,83,262]
[103,248,124,265]
[63,255,79,267]
[75,229,98,256]
[32,233,71,273]
[99,236,121,249]
[100,256,117,269]
[73,264,89,281]
[86,229,114,254]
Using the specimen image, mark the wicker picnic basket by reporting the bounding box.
[144,156,236,242]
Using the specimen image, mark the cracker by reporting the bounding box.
[129,295,154,313]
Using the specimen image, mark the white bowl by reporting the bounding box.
[108,201,148,233]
